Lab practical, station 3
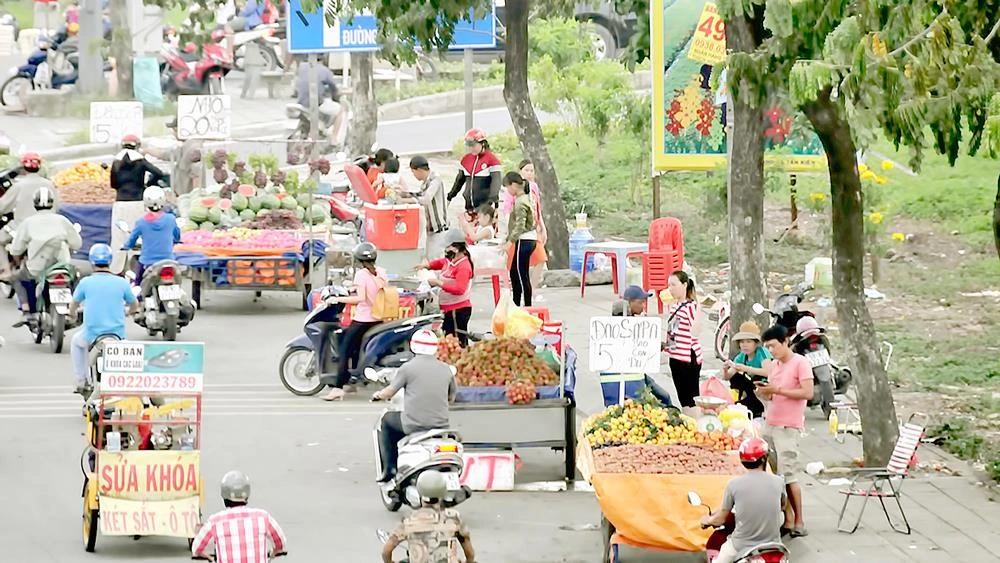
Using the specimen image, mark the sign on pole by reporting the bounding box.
[89,102,144,144]
[175,95,232,140]
[101,341,205,393]
[588,316,662,374]
[287,0,497,53]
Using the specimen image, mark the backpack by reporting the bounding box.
[369,271,401,320]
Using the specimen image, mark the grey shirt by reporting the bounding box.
[720,470,785,554]
[386,354,457,434]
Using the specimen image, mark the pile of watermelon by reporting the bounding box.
[182,184,331,232]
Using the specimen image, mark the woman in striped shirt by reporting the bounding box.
[664,270,703,407]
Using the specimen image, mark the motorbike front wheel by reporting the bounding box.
[380,485,403,512]
[50,308,65,353]
[278,346,324,396]
[0,75,32,110]
[714,316,730,361]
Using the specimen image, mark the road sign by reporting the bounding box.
[287,0,497,54]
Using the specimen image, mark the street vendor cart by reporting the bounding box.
[80,341,206,553]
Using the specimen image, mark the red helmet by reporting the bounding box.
[464,128,487,144]
[121,134,140,149]
[738,437,769,463]
[183,41,197,54]
[20,152,42,170]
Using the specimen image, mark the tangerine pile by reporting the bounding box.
[585,399,741,451]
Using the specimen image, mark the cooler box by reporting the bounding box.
[364,203,421,250]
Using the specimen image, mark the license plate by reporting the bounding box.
[807,349,831,367]
[50,288,72,303]
[444,472,461,490]
[157,285,182,301]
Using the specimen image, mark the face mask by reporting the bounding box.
[444,249,457,260]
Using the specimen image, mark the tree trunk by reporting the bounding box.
[347,52,377,156]
[993,172,999,261]
[109,0,132,97]
[725,12,769,342]
[802,89,898,466]
[502,0,570,268]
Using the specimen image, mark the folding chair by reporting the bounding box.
[836,413,928,534]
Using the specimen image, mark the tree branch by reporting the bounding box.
[887,15,942,58]
[984,17,1000,44]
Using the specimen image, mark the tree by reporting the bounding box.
[726,0,1000,463]
[347,53,377,156]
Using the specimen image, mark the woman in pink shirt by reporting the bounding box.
[416,232,474,346]
[322,242,388,401]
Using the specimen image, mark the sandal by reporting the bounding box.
[321,388,346,401]
[790,526,809,538]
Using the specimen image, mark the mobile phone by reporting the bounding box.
[752,377,769,386]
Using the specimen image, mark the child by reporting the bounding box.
[463,204,496,244]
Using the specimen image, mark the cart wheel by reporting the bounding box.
[302,283,312,311]
[50,308,65,353]
[163,316,178,341]
[83,506,99,552]
[191,281,202,309]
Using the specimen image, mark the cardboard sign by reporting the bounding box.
[176,95,232,140]
[687,2,727,66]
[589,316,662,374]
[89,101,144,144]
[459,452,516,491]
[98,451,201,501]
[99,496,201,537]
[101,341,205,393]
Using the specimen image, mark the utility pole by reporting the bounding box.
[78,0,104,95]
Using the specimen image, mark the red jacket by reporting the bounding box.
[428,257,473,312]
[448,150,502,211]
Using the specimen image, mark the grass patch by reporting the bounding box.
[879,322,1000,387]
[928,420,1000,481]
[375,69,503,105]
[1,0,186,28]
[62,96,177,119]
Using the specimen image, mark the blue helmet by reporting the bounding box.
[89,243,113,267]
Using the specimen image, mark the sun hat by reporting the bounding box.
[732,321,763,343]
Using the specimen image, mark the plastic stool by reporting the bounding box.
[523,306,551,322]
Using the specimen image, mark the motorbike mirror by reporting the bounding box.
[687,491,702,507]
[115,220,131,233]
[334,151,347,161]
[370,142,379,153]
[375,529,390,544]
[751,303,766,315]
[363,367,380,382]
[73,223,82,233]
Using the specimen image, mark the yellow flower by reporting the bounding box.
[880,160,894,171]
[858,163,870,173]
[869,212,884,225]
[860,170,878,181]
[891,232,905,242]
[875,175,888,185]
[808,192,826,203]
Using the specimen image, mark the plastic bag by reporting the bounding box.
[492,294,513,336]
[699,376,735,404]
[506,307,543,339]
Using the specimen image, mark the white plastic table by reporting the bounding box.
[580,241,649,298]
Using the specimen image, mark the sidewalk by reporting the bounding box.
[518,285,1000,562]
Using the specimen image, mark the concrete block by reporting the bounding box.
[24,87,76,117]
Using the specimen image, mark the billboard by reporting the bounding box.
[651,0,826,172]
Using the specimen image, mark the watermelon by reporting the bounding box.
[188,204,209,223]
[237,184,256,197]
[239,209,256,222]
[261,194,281,210]
[296,193,312,209]
[248,196,262,212]
[294,206,305,219]
[200,196,218,207]
[257,209,271,218]
[218,198,233,211]
[280,196,297,211]
[199,222,216,231]
[308,203,330,222]
[207,207,223,224]
[264,185,280,195]
[181,221,198,232]
[231,193,248,211]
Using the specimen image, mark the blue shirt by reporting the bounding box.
[73,272,137,341]
[124,211,180,265]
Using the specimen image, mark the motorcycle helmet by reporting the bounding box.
[464,128,487,145]
[143,186,166,211]
[795,316,825,338]
[89,243,113,267]
[20,152,42,172]
[33,186,55,210]
[738,437,769,463]
[121,134,141,150]
[352,242,377,263]
[415,470,448,503]
[220,470,251,503]
[183,41,197,54]
[410,329,439,356]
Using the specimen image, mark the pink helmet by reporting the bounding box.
[795,316,824,338]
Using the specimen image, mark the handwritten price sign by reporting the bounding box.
[176,95,232,140]
[589,316,662,374]
[89,102,144,144]
[687,2,726,66]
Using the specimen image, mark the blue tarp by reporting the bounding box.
[59,203,112,260]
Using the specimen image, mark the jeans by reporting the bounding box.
[378,410,407,481]
[442,307,472,346]
[12,265,36,313]
[71,330,93,386]
[509,239,536,306]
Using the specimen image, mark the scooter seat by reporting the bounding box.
[398,428,462,447]
[360,314,441,347]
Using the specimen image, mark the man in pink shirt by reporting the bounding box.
[755,324,813,538]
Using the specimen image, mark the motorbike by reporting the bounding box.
[285,96,353,165]
[0,167,18,299]
[369,379,472,512]
[115,221,195,341]
[160,32,232,97]
[15,257,81,353]
[750,284,852,416]
[277,274,441,396]
[231,22,282,71]
[1,35,78,110]
[81,333,123,411]
[688,491,790,563]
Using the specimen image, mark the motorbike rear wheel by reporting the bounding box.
[714,315,730,361]
[163,316,178,341]
[50,307,65,354]
[278,346,324,396]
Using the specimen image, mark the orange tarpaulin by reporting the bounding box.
[175,244,300,257]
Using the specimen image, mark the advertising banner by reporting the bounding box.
[98,450,201,501]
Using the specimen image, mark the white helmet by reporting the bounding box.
[409,329,439,356]
[143,186,166,211]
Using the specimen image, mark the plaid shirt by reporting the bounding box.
[191,507,287,563]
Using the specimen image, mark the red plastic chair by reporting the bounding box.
[649,217,685,262]
[642,218,685,312]
[642,252,675,313]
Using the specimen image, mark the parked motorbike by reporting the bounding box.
[15,259,81,353]
[160,30,232,97]
[1,36,78,110]
[750,284,852,415]
[688,491,790,563]
[285,97,352,164]
[369,381,471,512]
[231,23,282,71]
[277,274,441,396]
[116,221,195,341]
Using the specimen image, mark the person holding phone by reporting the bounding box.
[722,321,770,419]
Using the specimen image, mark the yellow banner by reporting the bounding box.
[687,2,726,65]
[98,450,200,501]
[99,496,201,537]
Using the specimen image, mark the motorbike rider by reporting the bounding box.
[372,330,457,482]
[0,153,59,279]
[382,470,476,563]
[68,244,139,395]
[447,129,502,213]
[700,438,786,563]
[9,186,81,327]
[293,57,345,149]
[122,186,180,286]
[191,470,288,562]
[110,135,167,273]
[320,242,389,401]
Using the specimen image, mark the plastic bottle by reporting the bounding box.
[568,213,595,274]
